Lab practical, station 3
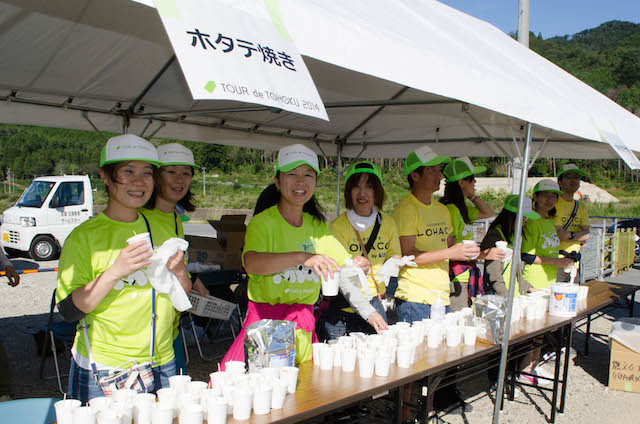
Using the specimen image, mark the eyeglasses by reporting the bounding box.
[463,176,476,182]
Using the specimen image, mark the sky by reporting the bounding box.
[439,0,640,39]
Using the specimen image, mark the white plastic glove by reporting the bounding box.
[376,255,417,286]
[340,258,371,298]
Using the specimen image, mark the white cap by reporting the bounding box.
[157,143,200,168]
[100,134,160,167]
[275,144,320,174]
[533,179,563,195]
[404,146,451,175]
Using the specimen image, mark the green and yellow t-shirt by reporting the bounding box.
[243,205,351,306]
[522,217,560,289]
[330,212,402,299]
[56,212,180,369]
[392,193,452,305]
[551,196,589,255]
[445,203,479,284]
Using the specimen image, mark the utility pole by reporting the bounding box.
[202,167,206,196]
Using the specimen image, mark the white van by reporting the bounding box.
[1,175,93,261]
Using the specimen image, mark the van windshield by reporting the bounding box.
[16,181,55,208]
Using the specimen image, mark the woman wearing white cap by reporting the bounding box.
[221,144,376,367]
[522,180,574,290]
[143,143,210,374]
[56,134,191,401]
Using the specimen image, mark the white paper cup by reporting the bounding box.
[88,397,112,413]
[358,354,375,378]
[168,375,192,393]
[463,326,477,345]
[321,271,340,296]
[271,379,288,410]
[224,360,246,371]
[578,285,589,300]
[279,366,299,394]
[319,344,334,370]
[252,385,272,415]
[427,326,442,348]
[341,348,357,372]
[126,232,152,250]
[375,355,391,377]
[312,342,323,366]
[111,402,133,424]
[151,403,175,424]
[180,404,204,424]
[258,367,280,381]
[331,344,342,367]
[206,396,227,424]
[70,406,96,424]
[155,388,178,412]
[232,388,253,421]
[112,389,137,407]
[133,393,155,424]
[495,241,508,250]
[446,326,462,347]
[462,239,479,259]
[396,345,412,368]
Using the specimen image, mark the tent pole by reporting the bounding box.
[492,122,532,424]
[336,143,343,216]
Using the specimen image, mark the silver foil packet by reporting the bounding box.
[245,319,296,372]
[473,295,507,344]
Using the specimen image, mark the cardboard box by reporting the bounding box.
[609,339,640,393]
[207,215,247,270]
[185,235,225,266]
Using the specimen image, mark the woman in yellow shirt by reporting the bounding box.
[325,161,398,339]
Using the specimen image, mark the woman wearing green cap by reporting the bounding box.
[56,134,190,401]
[221,144,375,367]
[324,161,398,339]
[440,158,496,310]
[522,180,574,289]
[143,143,210,374]
[480,195,540,296]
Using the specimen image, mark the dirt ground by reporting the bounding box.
[1,257,638,423]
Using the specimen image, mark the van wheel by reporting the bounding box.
[29,236,58,261]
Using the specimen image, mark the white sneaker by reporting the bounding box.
[532,366,554,384]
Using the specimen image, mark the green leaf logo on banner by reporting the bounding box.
[204,81,217,93]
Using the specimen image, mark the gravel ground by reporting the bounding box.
[1,257,638,424]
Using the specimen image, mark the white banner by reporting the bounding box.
[153,0,328,120]
[599,130,640,170]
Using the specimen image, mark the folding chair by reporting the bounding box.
[0,397,60,424]
[38,289,76,394]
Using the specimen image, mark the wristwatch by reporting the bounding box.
[570,232,575,240]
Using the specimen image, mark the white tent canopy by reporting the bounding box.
[1,0,639,160]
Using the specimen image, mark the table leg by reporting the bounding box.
[559,323,573,413]
[629,291,636,318]
[550,328,563,424]
[584,314,591,356]
[394,386,402,424]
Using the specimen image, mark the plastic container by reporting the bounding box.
[187,292,235,320]
[430,291,446,321]
[548,283,579,317]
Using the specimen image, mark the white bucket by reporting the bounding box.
[548,283,579,317]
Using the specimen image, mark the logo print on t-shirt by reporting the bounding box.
[462,224,474,237]
[541,232,560,249]
[272,265,320,285]
[114,269,150,290]
[299,240,315,253]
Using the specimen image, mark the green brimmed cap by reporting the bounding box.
[157,143,200,169]
[557,163,586,180]
[503,195,540,220]
[533,179,563,195]
[443,156,487,182]
[275,144,320,174]
[404,146,451,175]
[100,134,161,168]
[345,161,383,184]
